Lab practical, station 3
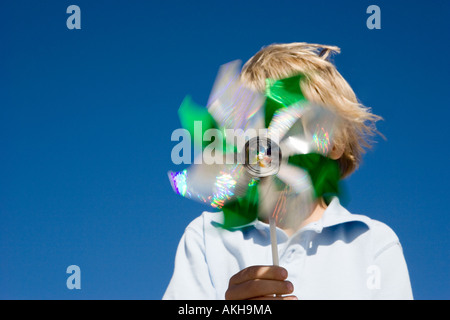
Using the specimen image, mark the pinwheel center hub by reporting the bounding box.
[243,136,281,178]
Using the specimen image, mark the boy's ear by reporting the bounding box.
[329,144,344,160]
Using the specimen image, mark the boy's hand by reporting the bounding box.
[225,265,297,300]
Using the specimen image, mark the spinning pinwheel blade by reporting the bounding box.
[168,60,342,266]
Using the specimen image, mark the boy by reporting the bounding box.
[163,43,413,300]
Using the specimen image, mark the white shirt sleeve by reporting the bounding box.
[162,223,216,300]
[372,241,414,300]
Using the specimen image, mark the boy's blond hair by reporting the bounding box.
[240,42,382,178]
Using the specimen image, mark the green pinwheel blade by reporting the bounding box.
[264,74,306,128]
[221,179,259,229]
[178,95,237,153]
[178,95,219,150]
[288,153,341,200]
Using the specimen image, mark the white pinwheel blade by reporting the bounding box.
[257,176,283,223]
[257,171,314,231]
[168,158,251,209]
[275,163,315,229]
[276,162,312,194]
[207,60,265,131]
[279,103,341,157]
[268,102,307,142]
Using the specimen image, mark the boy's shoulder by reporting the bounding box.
[323,198,399,238]
[364,217,399,240]
[340,211,399,240]
[324,202,402,257]
[183,211,224,235]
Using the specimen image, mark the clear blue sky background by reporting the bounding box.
[1,0,449,299]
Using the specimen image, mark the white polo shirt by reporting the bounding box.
[163,198,413,300]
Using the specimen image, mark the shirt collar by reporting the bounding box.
[311,197,370,233]
[232,197,369,234]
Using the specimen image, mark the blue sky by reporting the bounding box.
[0,0,448,299]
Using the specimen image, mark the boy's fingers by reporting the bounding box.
[229,266,288,285]
[226,279,293,300]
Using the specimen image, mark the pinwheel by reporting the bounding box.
[168,60,342,265]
